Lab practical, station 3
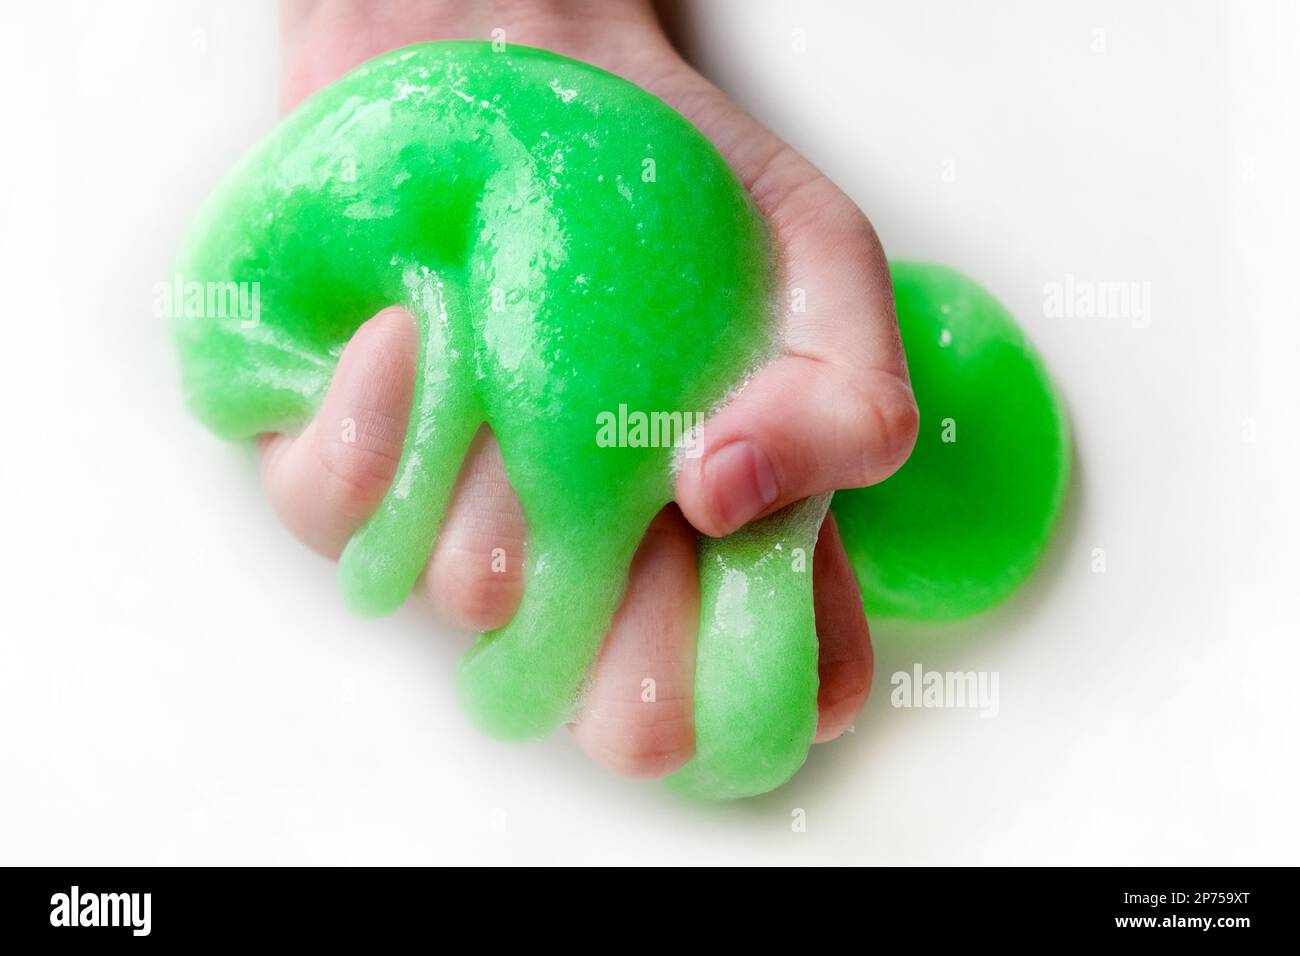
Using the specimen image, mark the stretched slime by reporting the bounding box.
[174,42,1069,800]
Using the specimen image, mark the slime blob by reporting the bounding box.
[832,263,1071,620]
[174,42,1069,800]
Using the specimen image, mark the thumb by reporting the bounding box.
[676,354,917,537]
[675,184,918,537]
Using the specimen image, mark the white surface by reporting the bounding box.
[1,0,1296,865]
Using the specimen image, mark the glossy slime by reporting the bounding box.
[174,42,1070,800]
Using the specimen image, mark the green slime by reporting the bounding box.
[174,42,1069,800]
[833,262,1071,621]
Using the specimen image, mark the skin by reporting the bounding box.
[262,0,917,778]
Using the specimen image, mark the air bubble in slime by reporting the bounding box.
[173,43,1070,800]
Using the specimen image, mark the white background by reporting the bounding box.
[1,0,1295,864]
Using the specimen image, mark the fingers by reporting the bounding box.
[571,505,698,779]
[811,513,872,742]
[260,306,529,630]
[572,506,871,776]
[422,427,528,632]
[260,306,418,558]
[259,309,871,777]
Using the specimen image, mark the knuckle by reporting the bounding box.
[427,543,522,630]
[819,656,872,717]
[837,373,918,486]
[876,384,920,466]
[579,702,694,779]
[317,432,400,517]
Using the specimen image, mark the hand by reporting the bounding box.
[263,0,918,777]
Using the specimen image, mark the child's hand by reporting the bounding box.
[261,0,917,777]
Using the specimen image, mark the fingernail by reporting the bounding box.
[705,440,779,533]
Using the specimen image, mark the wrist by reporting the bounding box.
[280,0,674,111]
